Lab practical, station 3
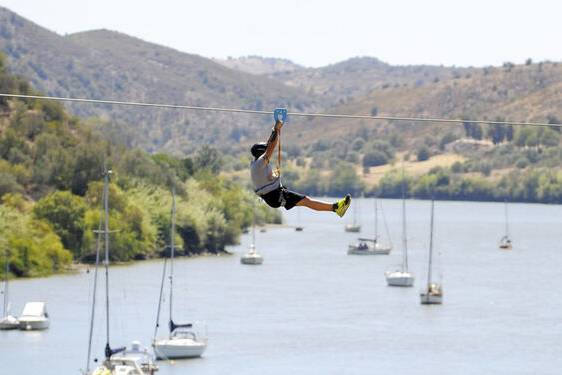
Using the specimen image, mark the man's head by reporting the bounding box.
[251,143,267,159]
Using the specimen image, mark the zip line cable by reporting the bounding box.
[0,93,561,128]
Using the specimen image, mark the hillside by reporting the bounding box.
[286,61,562,145]
[0,7,321,154]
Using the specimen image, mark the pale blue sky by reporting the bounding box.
[1,0,560,67]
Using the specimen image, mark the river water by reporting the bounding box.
[2,198,561,374]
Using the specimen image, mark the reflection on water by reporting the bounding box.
[2,199,562,374]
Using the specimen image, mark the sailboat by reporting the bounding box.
[348,197,392,255]
[0,251,19,330]
[18,302,49,330]
[153,186,207,360]
[86,168,158,375]
[344,197,361,232]
[295,209,304,232]
[499,200,512,250]
[385,172,414,287]
[241,203,263,265]
[420,200,443,305]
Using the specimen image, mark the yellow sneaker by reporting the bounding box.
[334,194,351,217]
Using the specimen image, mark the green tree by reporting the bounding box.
[33,191,87,256]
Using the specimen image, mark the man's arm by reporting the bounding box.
[263,120,283,162]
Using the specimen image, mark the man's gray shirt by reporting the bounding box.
[251,155,280,195]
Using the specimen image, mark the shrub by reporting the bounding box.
[416,146,430,161]
[363,150,389,167]
[516,157,529,169]
[451,161,463,173]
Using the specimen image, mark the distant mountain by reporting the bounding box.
[266,57,478,107]
[214,55,304,75]
[0,7,320,154]
[221,55,473,107]
[287,62,562,146]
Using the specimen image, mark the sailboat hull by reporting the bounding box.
[241,252,263,265]
[420,293,443,304]
[154,338,207,359]
[348,244,391,255]
[0,315,19,330]
[18,317,49,330]
[385,271,414,287]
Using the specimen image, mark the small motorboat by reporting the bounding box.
[18,302,49,330]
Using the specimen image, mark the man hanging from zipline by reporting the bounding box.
[250,118,351,216]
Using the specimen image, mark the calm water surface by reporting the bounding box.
[2,199,562,374]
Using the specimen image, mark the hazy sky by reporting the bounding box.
[1,0,560,67]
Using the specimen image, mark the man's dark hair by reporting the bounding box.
[251,143,267,159]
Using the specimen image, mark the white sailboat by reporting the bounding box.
[86,168,157,375]
[18,302,49,330]
[0,251,19,330]
[420,200,443,305]
[241,204,263,265]
[348,197,392,255]
[499,200,512,250]
[385,174,414,287]
[295,209,304,232]
[344,197,361,232]
[153,187,207,360]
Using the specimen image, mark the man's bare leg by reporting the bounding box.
[296,197,333,212]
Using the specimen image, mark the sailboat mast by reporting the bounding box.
[85,193,104,372]
[427,200,435,288]
[3,250,7,318]
[169,185,176,333]
[374,197,379,241]
[252,201,256,247]
[401,167,409,272]
[103,168,111,357]
[504,200,509,238]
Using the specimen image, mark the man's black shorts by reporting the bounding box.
[259,186,305,210]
